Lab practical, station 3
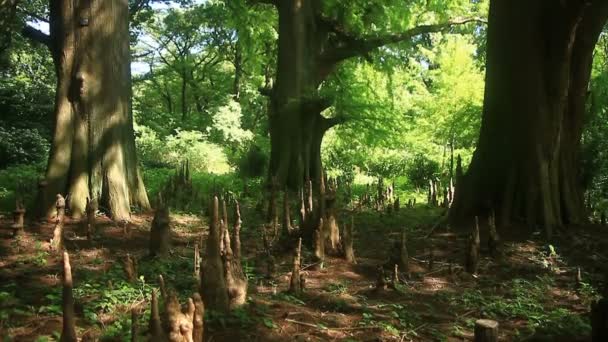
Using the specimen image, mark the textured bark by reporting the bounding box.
[342,215,356,263]
[324,186,341,254]
[60,251,77,342]
[487,211,500,258]
[51,217,64,252]
[289,238,303,295]
[388,230,409,274]
[474,319,498,342]
[465,217,481,274]
[83,197,97,240]
[158,274,167,301]
[130,308,138,342]
[313,218,325,268]
[450,0,608,230]
[43,0,149,222]
[192,293,204,342]
[592,298,608,342]
[165,294,195,342]
[200,197,247,311]
[375,265,387,291]
[222,202,247,309]
[201,197,230,311]
[149,203,171,257]
[282,190,293,236]
[12,198,25,237]
[194,242,200,279]
[149,290,164,340]
[122,254,138,283]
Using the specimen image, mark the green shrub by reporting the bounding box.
[0,163,44,211]
[405,153,440,190]
[237,144,268,179]
[0,126,49,168]
[136,127,231,174]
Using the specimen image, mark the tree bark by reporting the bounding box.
[44,0,149,221]
[450,0,608,230]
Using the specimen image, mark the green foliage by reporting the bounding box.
[0,126,49,168]
[582,32,608,216]
[237,144,268,179]
[143,168,250,209]
[445,276,591,338]
[0,163,44,211]
[136,127,231,173]
[322,32,483,185]
[405,153,440,189]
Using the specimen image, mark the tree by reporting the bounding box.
[249,0,484,189]
[450,0,608,232]
[24,0,150,220]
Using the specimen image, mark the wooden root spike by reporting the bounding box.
[61,251,77,342]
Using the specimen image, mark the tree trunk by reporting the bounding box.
[267,0,335,189]
[44,0,150,221]
[450,0,608,230]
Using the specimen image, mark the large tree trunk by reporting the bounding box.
[44,0,149,221]
[450,0,608,231]
[268,0,328,189]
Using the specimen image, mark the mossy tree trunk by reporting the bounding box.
[450,0,608,231]
[43,0,149,221]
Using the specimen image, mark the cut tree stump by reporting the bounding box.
[474,319,498,342]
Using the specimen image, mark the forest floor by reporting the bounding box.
[0,202,605,341]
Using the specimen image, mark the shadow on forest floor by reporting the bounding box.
[0,204,605,341]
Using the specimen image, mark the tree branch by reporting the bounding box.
[320,17,487,66]
[22,24,50,47]
[321,115,347,131]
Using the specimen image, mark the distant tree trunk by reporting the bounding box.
[0,0,17,60]
[233,39,242,100]
[181,68,188,121]
[450,0,608,231]
[44,0,149,221]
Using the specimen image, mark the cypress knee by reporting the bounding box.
[12,198,25,237]
[60,251,77,342]
[465,217,480,274]
[289,238,303,295]
[342,215,356,264]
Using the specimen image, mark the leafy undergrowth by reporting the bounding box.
[0,203,604,341]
